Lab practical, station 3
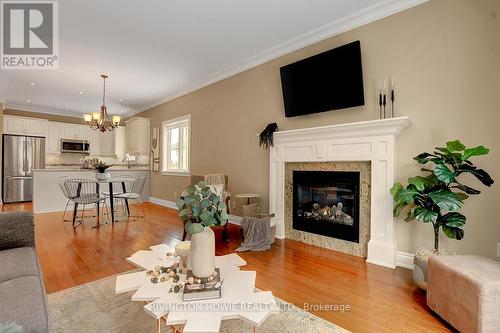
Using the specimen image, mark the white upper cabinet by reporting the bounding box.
[100,130,116,156]
[88,126,125,157]
[4,116,26,135]
[126,117,150,155]
[3,115,47,137]
[26,119,47,136]
[114,126,126,160]
[61,124,89,140]
[90,129,101,156]
[47,122,63,154]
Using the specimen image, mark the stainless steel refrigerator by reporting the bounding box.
[2,135,45,203]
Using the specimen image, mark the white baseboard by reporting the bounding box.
[148,197,242,226]
[396,251,414,270]
[148,197,178,210]
[149,196,415,269]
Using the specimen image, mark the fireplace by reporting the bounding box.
[293,170,360,243]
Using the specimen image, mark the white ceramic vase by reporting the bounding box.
[95,171,111,181]
[189,226,215,278]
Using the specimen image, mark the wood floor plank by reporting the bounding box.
[0,202,452,332]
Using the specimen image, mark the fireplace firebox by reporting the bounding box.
[293,170,360,243]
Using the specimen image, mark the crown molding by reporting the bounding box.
[5,103,84,118]
[135,0,428,115]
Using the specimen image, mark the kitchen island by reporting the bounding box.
[33,168,150,214]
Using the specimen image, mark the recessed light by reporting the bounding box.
[119,98,123,102]
[120,110,125,113]
[30,82,36,86]
[79,91,84,95]
[65,105,70,109]
[26,99,31,103]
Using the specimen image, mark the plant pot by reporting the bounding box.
[95,171,111,181]
[413,248,455,290]
[189,226,215,278]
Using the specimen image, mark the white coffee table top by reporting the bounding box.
[115,244,278,333]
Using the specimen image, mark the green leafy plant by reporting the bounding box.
[89,158,110,173]
[176,181,230,235]
[391,140,493,251]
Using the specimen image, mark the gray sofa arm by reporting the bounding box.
[0,211,35,251]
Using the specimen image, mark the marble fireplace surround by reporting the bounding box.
[284,161,371,258]
[269,117,410,269]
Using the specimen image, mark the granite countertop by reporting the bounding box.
[35,164,150,172]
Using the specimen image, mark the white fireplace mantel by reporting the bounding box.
[269,116,410,269]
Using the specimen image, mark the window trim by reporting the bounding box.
[161,114,191,176]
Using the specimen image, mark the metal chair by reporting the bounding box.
[58,176,74,222]
[111,176,147,219]
[64,178,107,229]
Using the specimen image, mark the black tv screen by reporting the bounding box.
[280,40,364,118]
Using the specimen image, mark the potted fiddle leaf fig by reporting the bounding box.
[176,181,229,278]
[391,140,493,289]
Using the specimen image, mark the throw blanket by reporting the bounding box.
[236,217,272,252]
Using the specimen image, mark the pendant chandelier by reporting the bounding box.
[83,74,121,132]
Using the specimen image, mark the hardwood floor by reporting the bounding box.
[1,202,451,332]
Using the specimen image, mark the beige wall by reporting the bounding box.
[138,0,500,258]
[4,108,86,125]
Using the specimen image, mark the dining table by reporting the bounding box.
[94,176,135,228]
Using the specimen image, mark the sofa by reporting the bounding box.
[0,211,50,333]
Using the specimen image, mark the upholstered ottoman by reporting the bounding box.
[427,255,500,333]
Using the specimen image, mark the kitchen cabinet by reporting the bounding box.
[115,126,126,159]
[90,130,101,156]
[61,124,89,140]
[3,115,47,137]
[126,117,150,155]
[88,126,125,157]
[47,122,63,154]
[100,130,116,156]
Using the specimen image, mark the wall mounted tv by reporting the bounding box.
[280,40,364,118]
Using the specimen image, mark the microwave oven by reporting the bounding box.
[61,139,91,154]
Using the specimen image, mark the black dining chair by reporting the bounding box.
[63,178,108,229]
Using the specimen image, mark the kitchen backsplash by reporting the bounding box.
[46,154,150,167]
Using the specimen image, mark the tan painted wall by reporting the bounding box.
[138,0,500,258]
[4,109,86,125]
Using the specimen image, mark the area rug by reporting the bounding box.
[47,271,349,333]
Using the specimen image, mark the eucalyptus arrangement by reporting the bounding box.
[391,140,493,251]
[176,181,230,235]
[89,158,110,173]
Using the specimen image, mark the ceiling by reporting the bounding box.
[0,0,425,118]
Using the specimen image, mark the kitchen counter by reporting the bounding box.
[42,163,150,171]
[32,169,150,214]
[35,167,150,172]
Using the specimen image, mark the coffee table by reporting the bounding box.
[115,244,278,333]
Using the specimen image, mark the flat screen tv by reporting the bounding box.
[280,40,364,118]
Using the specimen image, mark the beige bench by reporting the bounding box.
[427,255,500,333]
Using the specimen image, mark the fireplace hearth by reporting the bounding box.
[293,170,360,243]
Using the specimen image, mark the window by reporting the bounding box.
[162,115,190,175]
